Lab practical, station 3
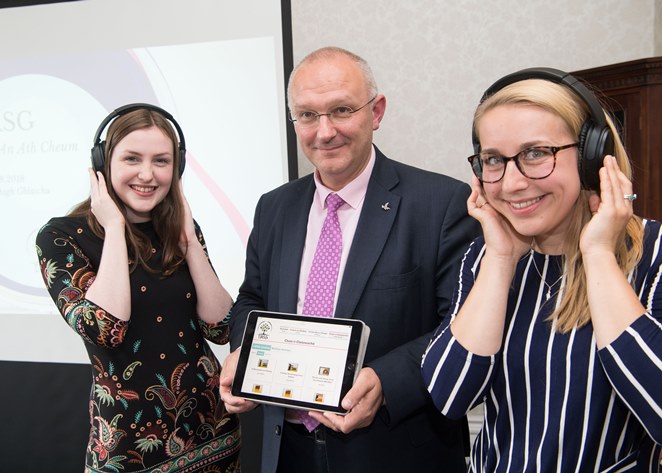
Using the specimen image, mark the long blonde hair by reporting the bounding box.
[70,108,186,276]
[473,79,644,332]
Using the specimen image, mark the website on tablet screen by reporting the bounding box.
[240,315,353,408]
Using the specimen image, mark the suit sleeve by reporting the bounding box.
[229,196,266,350]
[368,182,480,425]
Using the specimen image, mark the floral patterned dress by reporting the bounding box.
[36,216,240,473]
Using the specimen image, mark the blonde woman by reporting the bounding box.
[422,69,661,471]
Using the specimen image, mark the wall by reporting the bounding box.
[291,0,657,182]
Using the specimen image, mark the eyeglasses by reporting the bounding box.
[289,96,377,128]
[467,143,579,183]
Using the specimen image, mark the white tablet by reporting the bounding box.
[231,310,370,414]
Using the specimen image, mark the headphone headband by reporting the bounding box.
[473,67,614,191]
[91,103,187,176]
[479,67,608,129]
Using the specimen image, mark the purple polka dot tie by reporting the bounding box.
[294,192,344,431]
[303,193,344,318]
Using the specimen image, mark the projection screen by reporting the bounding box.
[0,0,296,365]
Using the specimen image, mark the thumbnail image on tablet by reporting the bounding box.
[231,310,370,414]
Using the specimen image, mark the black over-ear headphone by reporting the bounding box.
[91,103,187,176]
[473,67,614,191]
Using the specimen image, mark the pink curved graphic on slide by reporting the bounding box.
[186,152,251,246]
[125,49,252,246]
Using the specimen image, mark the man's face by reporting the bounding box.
[289,55,385,191]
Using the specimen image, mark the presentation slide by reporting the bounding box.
[0,0,293,364]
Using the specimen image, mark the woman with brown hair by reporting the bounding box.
[36,105,240,472]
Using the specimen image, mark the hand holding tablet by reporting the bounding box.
[231,310,370,414]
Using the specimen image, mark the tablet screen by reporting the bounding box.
[231,310,369,413]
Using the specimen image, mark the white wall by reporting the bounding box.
[291,0,657,182]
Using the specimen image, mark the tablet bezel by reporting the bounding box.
[231,310,367,414]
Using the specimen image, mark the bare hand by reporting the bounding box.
[89,169,125,229]
[309,367,383,434]
[467,176,531,260]
[219,349,258,414]
[580,155,633,257]
[178,181,197,252]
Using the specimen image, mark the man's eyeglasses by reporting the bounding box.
[467,143,579,183]
[289,96,377,128]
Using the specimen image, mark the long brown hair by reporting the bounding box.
[473,79,644,333]
[70,108,186,276]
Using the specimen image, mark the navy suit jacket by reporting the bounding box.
[230,147,480,473]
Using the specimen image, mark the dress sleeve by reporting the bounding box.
[597,226,662,443]
[422,239,498,419]
[35,223,129,348]
[192,221,231,345]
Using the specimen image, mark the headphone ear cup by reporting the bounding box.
[577,122,614,191]
[178,146,186,176]
[91,141,106,174]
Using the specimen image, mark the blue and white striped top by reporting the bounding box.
[422,219,662,472]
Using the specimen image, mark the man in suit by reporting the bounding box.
[220,46,480,473]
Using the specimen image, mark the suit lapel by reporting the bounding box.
[335,150,400,318]
[278,178,315,313]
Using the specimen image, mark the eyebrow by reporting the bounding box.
[292,95,357,111]
[119,149,173,158]
[480,141,548,154]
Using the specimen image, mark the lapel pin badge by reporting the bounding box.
[381,202,390,211]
